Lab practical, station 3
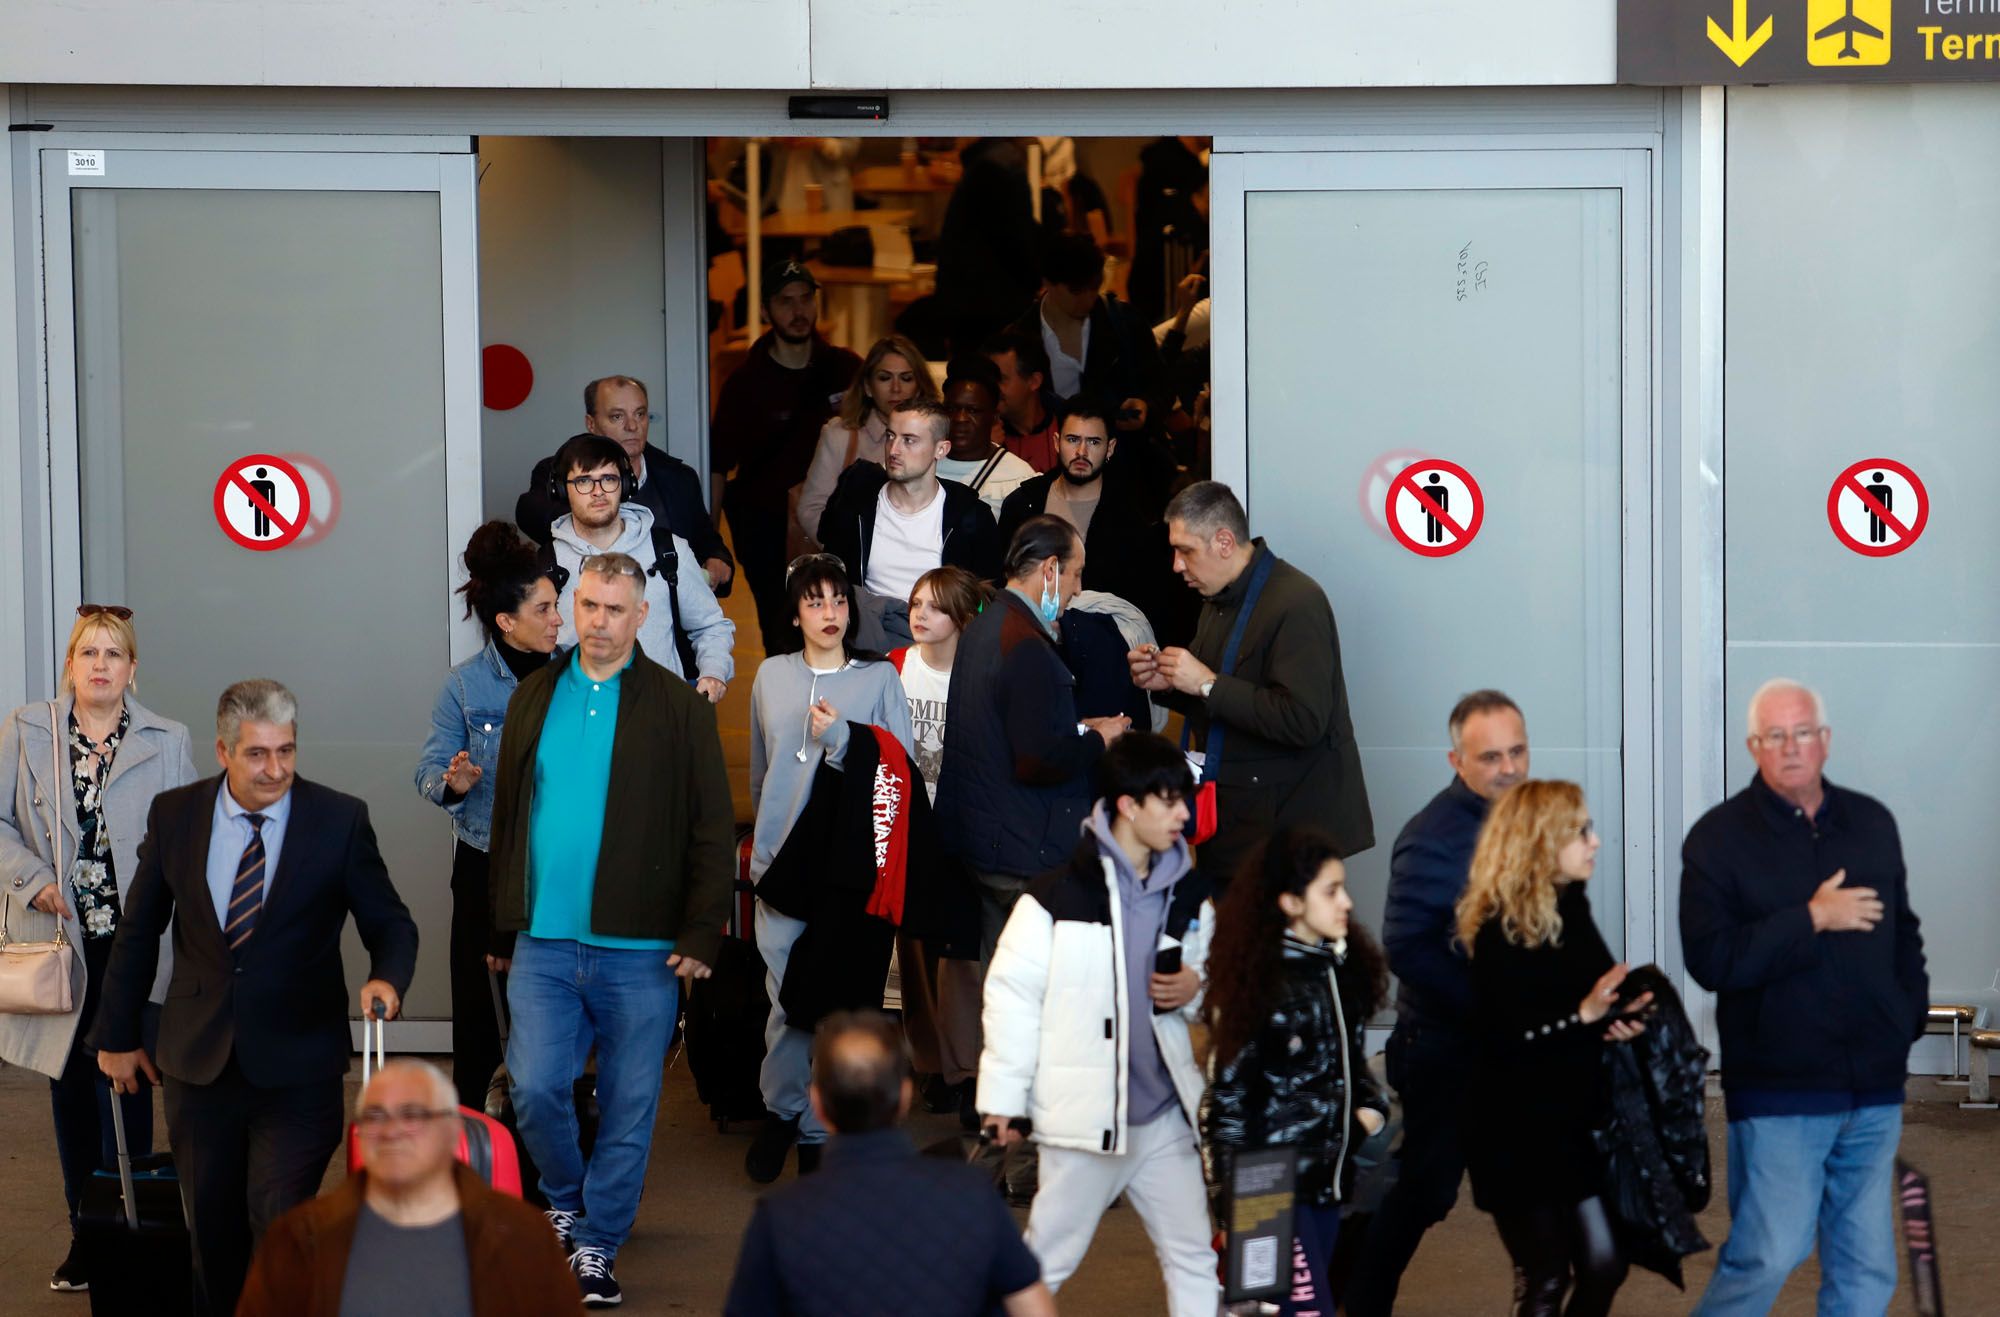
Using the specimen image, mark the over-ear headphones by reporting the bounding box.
[547,436,638,506]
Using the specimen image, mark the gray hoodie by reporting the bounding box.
[551,504,735,683]
[1083,801,1193,1127]
[748,654,914,882]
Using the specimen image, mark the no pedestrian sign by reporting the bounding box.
[1386,459,1484,558]
[214,454,312,552]
[1827,458,1927,557]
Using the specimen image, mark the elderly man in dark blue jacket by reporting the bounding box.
[1683,678,1927,1317]
[1346,690,1528,1317]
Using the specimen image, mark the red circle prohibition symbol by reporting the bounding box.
[213,453,311,552]
[1826,458,1927,558]
[1386,458,1484,558]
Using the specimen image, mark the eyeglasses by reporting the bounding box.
[77,604,134,621]
[1575,820,1598,840]
[567,474,624,495]
[785,552,843,583]
[1753,726,1826,750]
[355,1105,457,1133]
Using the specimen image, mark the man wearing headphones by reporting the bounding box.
[545,433,735,702]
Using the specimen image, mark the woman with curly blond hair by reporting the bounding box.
[1454,779,1650,1317]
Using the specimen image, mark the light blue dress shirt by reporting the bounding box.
[206,782,293,929]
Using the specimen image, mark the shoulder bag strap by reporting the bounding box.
[649,526,701,681]
[1179,550,1278,779]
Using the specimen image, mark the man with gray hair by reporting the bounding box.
[1682,677,1928,1315]
[238,1058,582,1314]
[487,551,734,1308]
[92,678,420,1317]
[1128,480,1372,892]
[1348,689,1529,1316]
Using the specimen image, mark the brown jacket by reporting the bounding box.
[487,645,735,966]
[1158,540,1373,878]
[235,1164,583,1317]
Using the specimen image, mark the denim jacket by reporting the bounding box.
[415,641,547,851]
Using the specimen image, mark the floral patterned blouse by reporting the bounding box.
[67,709,129,940]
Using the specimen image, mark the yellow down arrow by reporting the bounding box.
[1707,0,1775,65]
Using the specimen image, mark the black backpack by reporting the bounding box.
[537,525,701,680]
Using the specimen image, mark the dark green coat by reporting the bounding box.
[488,646,734,966]
[1161,541,1373,884]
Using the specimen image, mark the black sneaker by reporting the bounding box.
[571,1247,622,1307]
[919,1073,958,1114]
[49,1238,88,1292]
[797,1142,824,1175]
[745,1114,801,1184]
[544,1208,578,1255]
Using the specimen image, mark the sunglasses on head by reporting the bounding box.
[77,604,134,621]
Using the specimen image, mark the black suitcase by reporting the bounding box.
[77,1092,193,1316]
[680,831,772,1130]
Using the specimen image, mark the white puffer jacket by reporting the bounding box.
[977,843,1213,1155]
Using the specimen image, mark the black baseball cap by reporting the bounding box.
[764,258,819,301]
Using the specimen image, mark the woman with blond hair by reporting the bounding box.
[0,605,197,1292]
[1454,779,1649,1317]
[795,333,940,541]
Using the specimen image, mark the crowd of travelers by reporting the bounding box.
[0,236,1931,1317]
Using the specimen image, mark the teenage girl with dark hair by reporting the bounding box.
[1203,825,1390,1316]
[414,520,562,1109]
[743,553,913,1184]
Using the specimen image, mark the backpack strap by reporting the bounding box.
[649,524,702,681]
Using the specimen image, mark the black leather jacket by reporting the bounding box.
[1201,935,1390,1210]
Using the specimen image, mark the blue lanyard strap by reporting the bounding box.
[1180,546,1278,775]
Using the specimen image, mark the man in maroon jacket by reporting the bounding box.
[711,260,861,653]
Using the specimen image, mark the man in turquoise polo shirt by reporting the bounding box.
[487,552,736,1309]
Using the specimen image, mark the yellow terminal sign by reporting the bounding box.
[1809,0,1892,64]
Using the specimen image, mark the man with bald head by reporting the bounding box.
[1682,678,1928,1315]
[724,1012,1054,1317]
[237,1059,580,1315]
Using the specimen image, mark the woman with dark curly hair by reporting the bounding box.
[1202,825,1391,1315]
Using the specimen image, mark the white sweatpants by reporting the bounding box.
[1025,1110,1220,1317]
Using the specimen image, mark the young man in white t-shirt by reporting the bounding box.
[936,356,1037,518]
[818,398,1002,649]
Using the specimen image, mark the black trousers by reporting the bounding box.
[449,838,504,1112]
[1343,1024,1472,1317]
[723,485,802,656]
[164,1059,344,1317]
[1492,1195,1627,1317]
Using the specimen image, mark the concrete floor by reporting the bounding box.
[0,1061,1986,1315]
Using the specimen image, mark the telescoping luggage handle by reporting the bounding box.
[362,997,389,1085]
[106,1076,140,1231]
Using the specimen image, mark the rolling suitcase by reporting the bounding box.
[77,1089,193,1316]
[346,1004,525,1196]
[680,829,771,1130]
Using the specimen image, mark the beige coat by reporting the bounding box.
[0,694,197,1077]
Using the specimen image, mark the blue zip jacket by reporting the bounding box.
[414,641,549,851]
[1682,775,1928,1100]
[1382,776,1487,1037]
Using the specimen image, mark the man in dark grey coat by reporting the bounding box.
[1128,481,1371,892]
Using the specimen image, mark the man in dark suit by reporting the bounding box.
[1129,481,1373,893]
[92,678,419,1317]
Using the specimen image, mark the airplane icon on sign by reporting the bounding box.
[1816,1,1882,57]
[1807,0,1891,65]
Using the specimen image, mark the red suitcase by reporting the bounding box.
[347,1009,524,1196]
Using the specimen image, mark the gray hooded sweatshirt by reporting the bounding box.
[1083,801,1193,1127]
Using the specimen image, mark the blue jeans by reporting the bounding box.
[1691,1103,1902,1317]
[507,935,678,1256]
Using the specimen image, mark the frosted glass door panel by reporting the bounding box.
[1244,185,1626,953]
[71,188,454,1020]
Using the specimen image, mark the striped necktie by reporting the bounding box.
[226,813,268,953]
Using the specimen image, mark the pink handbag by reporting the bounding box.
[0,704,76,1015]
